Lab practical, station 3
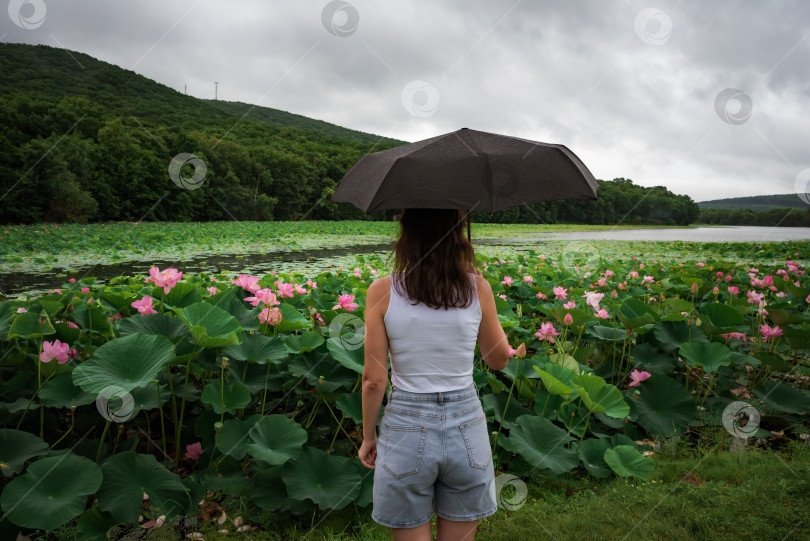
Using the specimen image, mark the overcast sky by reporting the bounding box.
[3,0,809,202]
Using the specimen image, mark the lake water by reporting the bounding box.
[488,226,810,243]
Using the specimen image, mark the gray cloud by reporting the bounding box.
[2,0,808,203]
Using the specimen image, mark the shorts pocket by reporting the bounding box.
[382,424,427,479]
[458,415,491,470]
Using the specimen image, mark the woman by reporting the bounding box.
[358,208,510,541]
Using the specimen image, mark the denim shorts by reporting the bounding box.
[371,383,497,529]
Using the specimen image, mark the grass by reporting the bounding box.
[132,433,809,541]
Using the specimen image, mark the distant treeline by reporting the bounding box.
[0,43,699,226]
[697,193,808,211]
[697,207,810,227]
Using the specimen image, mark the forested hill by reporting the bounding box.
[205,100,403,146]
[697,194,808,211]
[0,43,404,223]
[1,42,699,226]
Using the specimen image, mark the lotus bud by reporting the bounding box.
[564,313,573,325]
[713,287,719,295]
[690,282,699,294]
[515,342,526,359]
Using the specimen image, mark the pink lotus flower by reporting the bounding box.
[628,271,639,279]
[508,345,516,357]
[720,332,746,342]
[501,276,513,286]
[131,296,158,315]
[68,278,76,283]
[582,291,604,309]
[184,442,202,461]
[232,274,260,293]
[690,282,699,294]
[207,287,219,295]
[563,313,573,325]
[596,277,607,287]
[259,307,282,325]
[725,274,733,282]
[534,322,560,343]
[642,276,654,283]
[563,301,576,309]
[712,286,720,295]
[40,339,71,364]
[536,291,548,300]
[628,369,651,387]
[806,293,810,304]
[146,266,183,295]
[244,288,280,307]
[728,286,739,295]
[552,286,567,300]
[594,309,609,319]
[604,270,614,277]
[81,287,90,294]
[746,290,764,304]
[16,307,27,313]
[55,320,80,329]
[275,280,295,298]
[759,324,783,340]
[306,279,318,289]
[498,294,508,301]
[523,275,533,284]
[333,294,359,312]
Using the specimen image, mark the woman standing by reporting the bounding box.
[358,208,510,540]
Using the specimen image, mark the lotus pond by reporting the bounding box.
[0,223,809,539]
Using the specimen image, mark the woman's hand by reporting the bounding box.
[359,439,378,469]
[468,263,482,277]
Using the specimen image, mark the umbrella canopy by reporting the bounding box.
[331,127,599,215]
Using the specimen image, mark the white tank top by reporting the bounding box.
[383,272,482,393]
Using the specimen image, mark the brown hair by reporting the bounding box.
[388,208,477,310]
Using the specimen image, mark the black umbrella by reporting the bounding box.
[331,127,599,239]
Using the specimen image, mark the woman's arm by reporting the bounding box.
[358,276,390,469]
[475,274,510,370]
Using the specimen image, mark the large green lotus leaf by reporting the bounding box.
[678,342,731,373]
[618,298,657,328]
[481,391,532,430]
[282,447,361,509]
[533,363,578,397]
[200,380,252,414]
[498,415,578,475]
[274,303,311,333]
[72,333,175,394]
[228,360,287,394]
[98,451,192,523]
[252,465,314,514]
[533,389,565,419]
[756,352,790,372]
[285,331,325,354]
[764,308,804,328]
[699,302,745,331]
[76,507,121,541]
[326,337,364,374]
[630,342,677,374]
[730,351,761,368]
[557,401,590,437]
[351,458,376,507]
[152,281,201,308]
[577,437,611,478]
[754,380,810,414]
[633,374,696,437]
[8,309,55,339]
[247,414,308,466]
[37,372,95,409]
[287,353,357,392]
[222,334,287,364]
[178,302,243,348]
[335,392,384,424]
[53,321,81,344]
[603,444,654,480]
[662,298,694,317]
[571,374,629,419]
[0,429,48,476]
[217,415,263,459]
[72,305,111,335]
[586,324,627,342]
[0,452,103,530]
[653,321,707,352]
[129,382,170,414]
[502,356,545,381]
[118,313,190,340]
